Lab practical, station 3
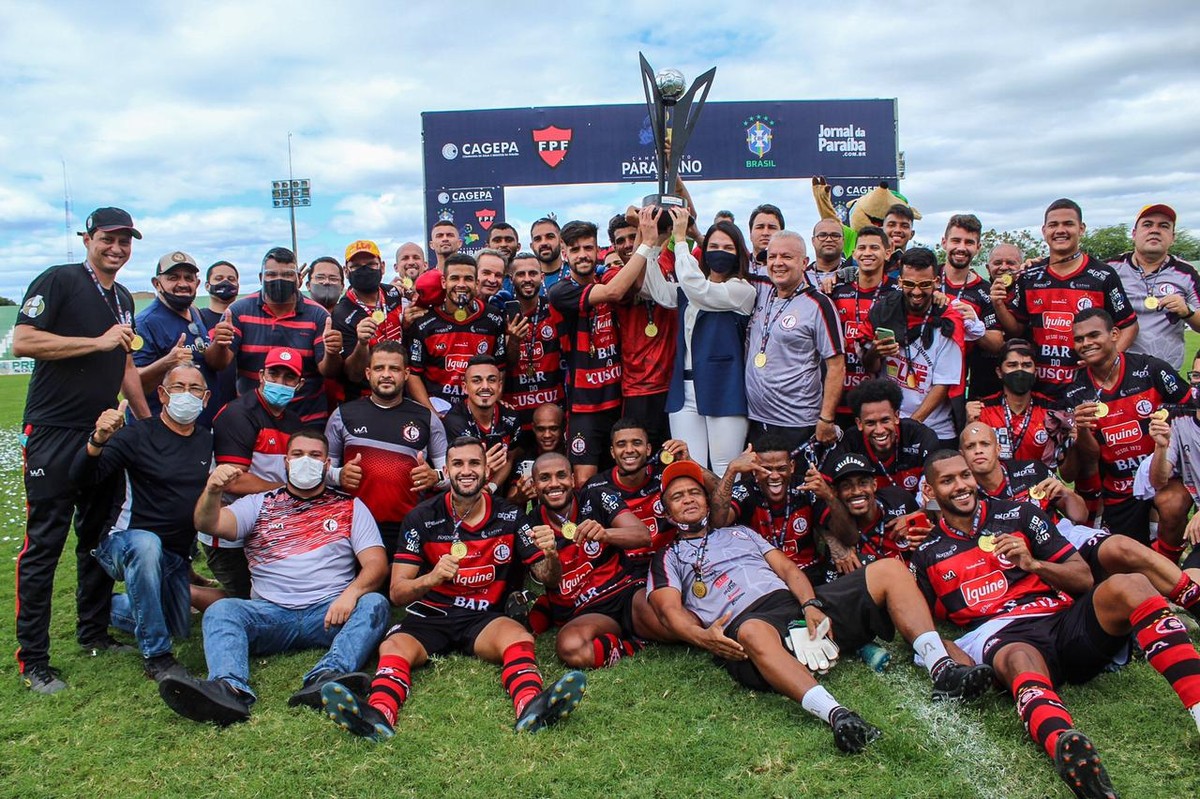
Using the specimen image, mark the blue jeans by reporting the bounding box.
[92,529,191,658]
[202,592,390,700]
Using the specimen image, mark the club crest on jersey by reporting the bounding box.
[780,314,797,330]
[493,542,511,563]
[1136,399,1153,416]
[653,499,664,515]
[571,434,586,455]
[1034,430,1048,444]
[903,474,918,490]
[583,540,602,557]
[1075,297,1092,311]
[792,516,808,533]
[476,341,488,354]
[541,323,555,340]
[322,518,339,532]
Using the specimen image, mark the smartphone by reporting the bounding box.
[405,600,448,619]
[519,459,535,480]
[504,300,522,322]
[876,327,895,341]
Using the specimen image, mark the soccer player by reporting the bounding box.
[829,226,896,422]
[503,252,566,439]
[917,451,1200,798]
[526,452,672,668]
[649,460,992,754]
[823,452,921,578]
[331,240,405,400]
[442,355,521,492]
[530,217,568,291]
[322,436,585,740]
[966,338,1063,463]
[1148,356,1200,565]
[429,219,461,271]
[938,214,1005,401]
[487,223,521,265]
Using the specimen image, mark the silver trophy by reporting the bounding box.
[639,53,716,228]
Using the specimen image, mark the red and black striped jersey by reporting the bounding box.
[818,486,917,573]
[1007,255,1136,395]
[212,389,302,481]
[1063,352,1191,501]
[325,397,448,524]
[526,485,637,621]
[442,401,521,452]
[909,497,1077,630]
[976,392,1060,462]
[502,296,567,427]
[978,459,1055,508]
[826,419,939,497]
[602,254,678,398]
[331,285,405,398]
[731,476,820,569]
[547,277,623,413]
[584,465,670,569]
[408,301,507,406]
[395,492,542,614]
[830,278,898,412]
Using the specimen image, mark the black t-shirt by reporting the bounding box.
[18,263,135,429]
[69,417,213,557]
[442,400,522,452]
[331,285,405,398]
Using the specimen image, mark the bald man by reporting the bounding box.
[393,243,427,289]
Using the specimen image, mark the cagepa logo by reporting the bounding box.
[475,208,496,231]
[440,189,495,204]
[445,140,520,160]
[532,126,572,168]
[441,143,459,160]
[744,114,777,169]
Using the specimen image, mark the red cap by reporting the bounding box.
[661,460,705,493]
[1136,203,1177,225]
[413,269,445,308]
[263,346,303,376]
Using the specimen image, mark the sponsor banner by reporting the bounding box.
[0,359,35,376]
[422,99,899,188]
[424,185,506,260]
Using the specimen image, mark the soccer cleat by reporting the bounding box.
[21,663,67,695]
[514,670,587,733]
[321,681,394,743]
[931,661,994,703]
[159,676,252,726]
[830,707,882,754]
[1054,730,1119,799]
[80,635,136,656]
[504,590,534,629]
[288,671,371,709]
[143,653,189,682]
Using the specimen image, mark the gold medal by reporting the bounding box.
[977,535,996,553]
[401,277,414,290]
[454,308,468,322]
[907,372,919,389]
[129,334,144,352]
[691,580,708,598]
[1152,408,1170,422]
[644,322,659,338]
[560,522,577,541]
[371,310,386,323]
[450,541,468,559]
[526,363,536,379]
[1029,485,1047,501]
[754,352,767,368]
[997,273,1013,288]
[660,450,675,465]
[1094,401,1109,419]
[1144,296,1160,311]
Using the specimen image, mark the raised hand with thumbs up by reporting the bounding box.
[410,450,440,492]
[341,453,364,492]
[90,399,129,448]
[170,332,193,366]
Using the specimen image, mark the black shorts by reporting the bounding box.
[386,606,503,657]
[1101,496,1152,545]
[622,393,669,449]
[1072,526,1114,580]
[566,409,619,467]
[562,581,643,638]
[979,590,1128,685]
[719,569,893,692]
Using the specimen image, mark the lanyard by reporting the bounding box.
[756,287,798,356]
[1002,400,1033,457]
[939,496,987,540]
[447,493,482,546]
[859,501,887,551]
[902,304,935,379]
[523,299,545,370]
[83,262,131,325]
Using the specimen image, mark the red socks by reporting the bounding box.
[591,633,644,668]
[1152,538,1186,566]
[368,654,412,726]
[501,641,543,717]
[1130,596,1200,710]
[1168,572,1200,617]
[1012,672,1074,759]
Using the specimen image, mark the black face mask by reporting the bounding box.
[1002,369,1037,395]
[160,291,194,312]
[208,281,238,302]
[705,250,738,275]
[309,284,342,307]
[349,268,382,294]
[262,278,297,303]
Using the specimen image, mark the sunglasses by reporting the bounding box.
[899,280,936,290]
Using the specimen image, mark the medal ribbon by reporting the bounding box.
[755,288,798,358]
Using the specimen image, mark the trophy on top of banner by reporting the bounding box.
[638,53,716,231]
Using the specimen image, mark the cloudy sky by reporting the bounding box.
[2,1,1198,300]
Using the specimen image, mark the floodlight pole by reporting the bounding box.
[287,133,298,259]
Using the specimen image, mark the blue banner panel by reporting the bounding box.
[424,185,506,258]
[422,100,898,189]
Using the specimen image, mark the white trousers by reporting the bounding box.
[668,380,749,477]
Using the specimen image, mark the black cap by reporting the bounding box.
[828,452,876,482]
[83,207,142,239]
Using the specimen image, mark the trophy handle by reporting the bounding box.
[663,66,717,192]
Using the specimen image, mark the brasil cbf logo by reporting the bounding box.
[744,115,777,169]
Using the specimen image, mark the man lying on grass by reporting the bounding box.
[646,459,991,754]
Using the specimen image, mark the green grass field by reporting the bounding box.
[1,375,1199,799]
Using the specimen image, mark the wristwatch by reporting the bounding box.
[801,598,825,612]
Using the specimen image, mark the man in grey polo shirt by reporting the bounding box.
[1108,203,1200,371]
[744,231,845,451]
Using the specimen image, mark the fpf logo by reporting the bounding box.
[532,126,572,168]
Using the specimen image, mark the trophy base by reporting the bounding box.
[642,193,689,232]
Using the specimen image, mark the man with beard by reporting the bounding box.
[393,242,427,290]
[806,217,856,292]
[133,251,218,426]
[443,355,520,492]
[966,338,1062,463]
[824,452,921,578]
[938,214,1005,402]
[715,433,855,583]
[503,253,566,440]
[322,436,585,740]
[199,261,240,417]
[830,226,896,422]
[487,223,521,265]
[429,219,461,271]
[992,198,1138,400]
[549,215,655,483]
[1064,308,1191,544]
[827,379,939,499]
[917,451,1200,798]
[305,257,345,313]
[1148,358,1200,567]
[649,460,992,754]
[159,428,389,726]
[530,217,568,292]
[1108,204,1200,371]
[527,452,673,668]
[407,253,507,412]
[325,342,447,558]
[331,241,404,400]
[206,246,342,426]
[863,247,965,446]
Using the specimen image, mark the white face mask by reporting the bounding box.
[164,391,204,425]
[287,455,325,490]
